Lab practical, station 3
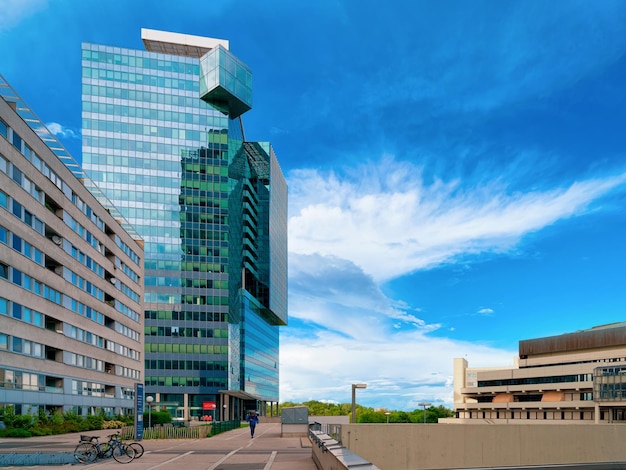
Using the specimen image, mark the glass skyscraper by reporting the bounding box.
[81,29,287,420]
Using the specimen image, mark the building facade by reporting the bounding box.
[0,75,144,417]
[449,322,626,424]
[81,29,287,421]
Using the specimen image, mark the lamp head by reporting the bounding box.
[146,396,154,404]
[353,383,367,389]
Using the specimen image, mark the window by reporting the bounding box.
[0,262,7,279]
[0,118,7,138]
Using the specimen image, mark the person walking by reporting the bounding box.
[246,411,259,438]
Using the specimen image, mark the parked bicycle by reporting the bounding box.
[123,439,144,458]
[74,431,136,464]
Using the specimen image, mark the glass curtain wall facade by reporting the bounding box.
[81,30,286,421]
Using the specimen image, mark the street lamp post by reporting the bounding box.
[385,411,391,424]
[418,402,431,424]
[146,396,154,429]
[351,383,367,424]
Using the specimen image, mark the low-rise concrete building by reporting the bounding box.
[0,75,144,417]
[449,322,626,424]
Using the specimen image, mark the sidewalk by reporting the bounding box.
[0,422,316,469]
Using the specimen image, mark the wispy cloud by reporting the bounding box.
[282,156,626,408]
[46,122,80,140]
[288,157,626,282]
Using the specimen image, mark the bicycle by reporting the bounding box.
[125,440,144,458]
[74,432,136,464]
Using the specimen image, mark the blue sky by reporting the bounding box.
[2,0,626,411]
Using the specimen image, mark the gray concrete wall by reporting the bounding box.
[340,423,626,470]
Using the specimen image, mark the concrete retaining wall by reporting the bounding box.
[340,423,626,470]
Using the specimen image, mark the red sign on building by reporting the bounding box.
[202,401,216,410]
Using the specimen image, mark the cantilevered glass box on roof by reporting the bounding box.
[200,45,252,119]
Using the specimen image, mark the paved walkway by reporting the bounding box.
[0,422,317,469]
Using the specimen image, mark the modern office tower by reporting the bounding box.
[448,322,626,424]
[0,75,144,417]
[81,29,287,421]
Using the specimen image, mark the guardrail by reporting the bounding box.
[309,429,379,470]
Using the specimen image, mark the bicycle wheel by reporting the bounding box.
[112,443,136,463]
[74,442,97,464]
[129,442,144,458]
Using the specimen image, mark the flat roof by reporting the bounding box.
[141,28,229,58]
[520,322,626,357]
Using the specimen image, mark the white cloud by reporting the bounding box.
[288,157,626,282]
[0,0,48,30]
[280,326,516,410]
[46,122,79,140]
[282,156,626,409]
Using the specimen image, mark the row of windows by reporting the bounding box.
[114,321,141,342]
[145,360,228,371]
[0,368,43,391]
[0,153,45,203]
[0,263,61,304]
[70,244,104,277]
[180,294,229,305]
[84,131,204,150]
[478,374,593,388]
[69,270,105,301]
[83,47,198,74]
[144,376,228,389]
[83,67,199,91]
[68,353,140,381]
[0,190,45,234]
[145,343,229,354]
[0,224,44,265]
[0,298,44,326]
[68,298,104,325]
[84,89,207,118]
[144,277,228,289]
[116,300,140,324]
[114,234,140,265]
[84,147,227,169]
[72,192,105,231]
[69,295,138,342]
[1,293,139,364]
[84,112,213,133]
[118,260,139,283]
[71,380,108,397]
[67,212,106,256]
[145,326,227,338]
[0,333,44,358]
[145,310,228,322]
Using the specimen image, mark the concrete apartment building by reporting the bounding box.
[0,75,144,416]
[81,29,287,421]
[449,322,626,424]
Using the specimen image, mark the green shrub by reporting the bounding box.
[144,410,172,425]
[13,414,34,430]
[85,415,104,430]
[4,428,32,438]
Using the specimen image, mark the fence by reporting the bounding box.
[121,424,209,440]
[121,420,241,440]
[209,420,241,436]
